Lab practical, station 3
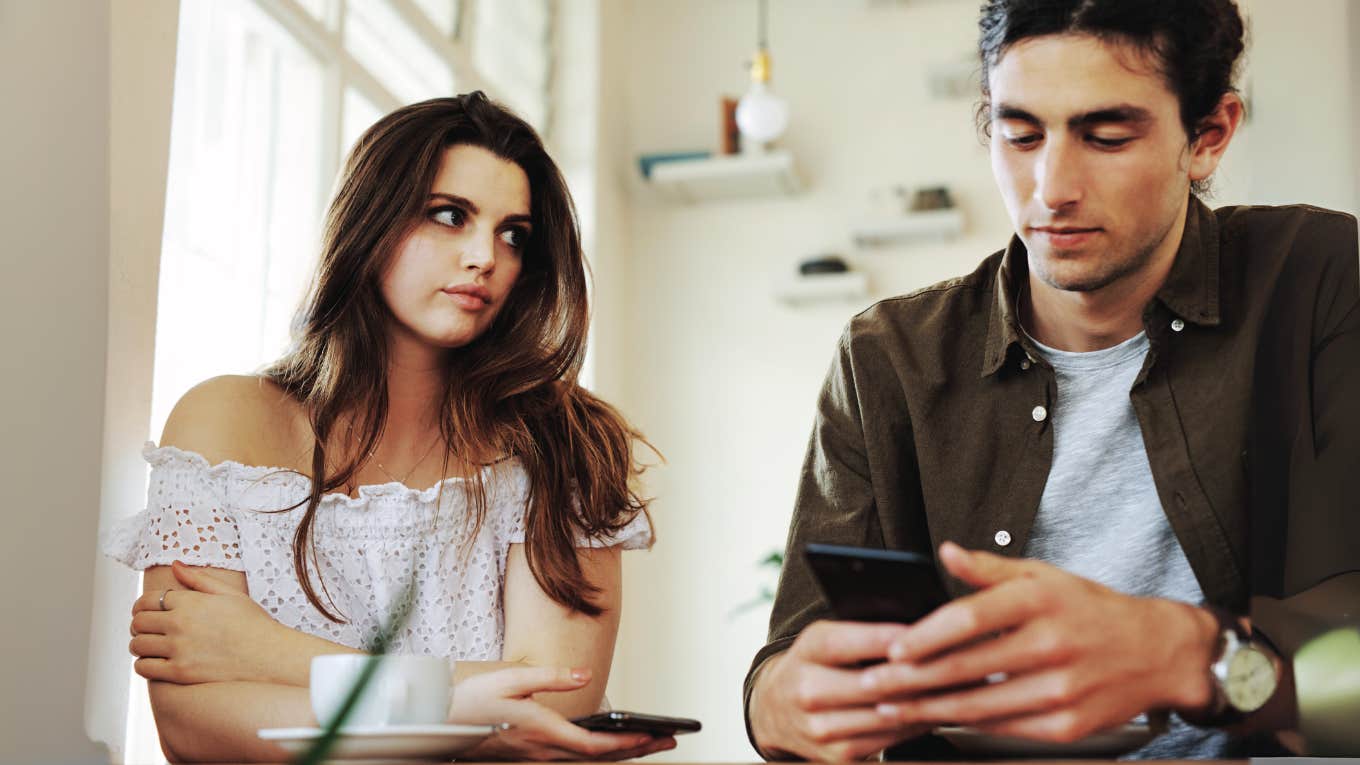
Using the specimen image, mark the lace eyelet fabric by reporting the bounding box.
[101,443,652,660]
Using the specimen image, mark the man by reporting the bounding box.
[744,0,1360,760]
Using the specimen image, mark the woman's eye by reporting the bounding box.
[499,228,528,250]
[430,207,465,227]
[1005,134,1041,147]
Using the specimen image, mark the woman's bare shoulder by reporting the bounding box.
[159,374,311,469]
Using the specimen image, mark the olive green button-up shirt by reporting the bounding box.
[744,198,1360,755]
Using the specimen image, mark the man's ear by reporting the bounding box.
[1188,92,1246,183]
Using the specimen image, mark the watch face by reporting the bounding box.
[1225,646,1277,713]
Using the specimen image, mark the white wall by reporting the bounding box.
[0,1,113,762]
[1240,0,1357,215]
[594,0,1359,760]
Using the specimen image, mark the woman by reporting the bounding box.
[103,92,670,762]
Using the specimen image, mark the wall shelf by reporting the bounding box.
[773,271,869,306]
[852,208,965,247]
[647,150,802,203]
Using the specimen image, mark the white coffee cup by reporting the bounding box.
[310,653,451,728]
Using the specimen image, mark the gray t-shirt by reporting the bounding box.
[1023,330,1228,759]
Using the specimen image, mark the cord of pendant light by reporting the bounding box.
[758,0,769,50]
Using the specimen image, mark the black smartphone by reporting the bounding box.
[804,542,950,624]
[572,711,702,736]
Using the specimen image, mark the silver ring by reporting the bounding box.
[158,590,170,611]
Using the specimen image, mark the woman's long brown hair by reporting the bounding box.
[263,92,650,620]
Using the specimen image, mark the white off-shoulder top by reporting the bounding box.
[101,443,652,660]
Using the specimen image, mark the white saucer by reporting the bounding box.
[935,723,1156,758]
[258,723,495,761]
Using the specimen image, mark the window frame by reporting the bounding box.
[253,0,503,192]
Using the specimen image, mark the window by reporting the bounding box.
[344,0,456,105]
[124,0,553,760]
[472,0,554,128]
[148,0,326,437]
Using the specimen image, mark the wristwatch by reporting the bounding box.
[1200,607,1281,724]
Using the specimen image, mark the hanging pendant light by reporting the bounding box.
[736,0,790,152]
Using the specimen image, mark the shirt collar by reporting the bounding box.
[981,195,1222,378]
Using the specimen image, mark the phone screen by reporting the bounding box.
[803,543,949,624]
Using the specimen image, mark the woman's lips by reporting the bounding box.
[446,293,488,310]
[441,284,492,310]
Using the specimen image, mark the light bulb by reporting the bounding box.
[737,81,789,148]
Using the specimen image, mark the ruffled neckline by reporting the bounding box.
[142,441,521,508]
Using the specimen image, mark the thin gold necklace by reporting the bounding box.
[370,434,443,485]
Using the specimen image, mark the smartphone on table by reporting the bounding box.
[803,542,950,624]
[571,711,702,736]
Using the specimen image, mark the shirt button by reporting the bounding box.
[994,530,1012,547]
[1031,405,1047,422]
[1020,359,1032,370]
[1171,318,1185,332]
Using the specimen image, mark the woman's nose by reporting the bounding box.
[459,234,495,274]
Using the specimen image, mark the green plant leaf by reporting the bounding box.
[728,587,778,618]
[293,577,417,765]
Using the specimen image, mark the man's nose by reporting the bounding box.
[1034,139,1085,212]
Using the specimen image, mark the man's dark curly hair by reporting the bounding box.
[976,0,1247,195]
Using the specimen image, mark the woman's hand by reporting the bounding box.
[453,666,677,761]
[130,560,297,686]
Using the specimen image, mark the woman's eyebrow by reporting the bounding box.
[429,192,478,213]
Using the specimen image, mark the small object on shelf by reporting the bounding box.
[909,186,954,211]
[645,150,801,203]
[721,97,741,155]
[799,255,849,275]
[774,271,869,307]
[852,207,966,247]
[868,184,954,216]
[637,151,712,179]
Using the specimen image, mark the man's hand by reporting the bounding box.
[749,620,932,761]
[869,542,1220,742]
